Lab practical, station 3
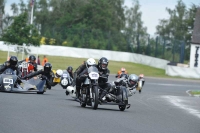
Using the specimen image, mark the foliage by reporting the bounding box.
[1,0,198,63]
[1,12,41,46]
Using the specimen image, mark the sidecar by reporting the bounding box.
[0,68,46,94]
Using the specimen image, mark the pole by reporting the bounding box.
[30,0,34,25]
[30,0,34,34]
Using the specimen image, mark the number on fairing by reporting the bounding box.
[3,78,13,84]
[62,74,68,78]
[22,62,28,68]
[89,72,99,79]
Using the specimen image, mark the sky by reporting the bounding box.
[3,0,200,36]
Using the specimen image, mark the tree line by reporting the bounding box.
[0,0,198,61]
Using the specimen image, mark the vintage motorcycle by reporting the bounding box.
[60,71,73,89]
[18,60,35,78]
[0,68,46,94]
[137,74,145,93]
[79,66,99,110]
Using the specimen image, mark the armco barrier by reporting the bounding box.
[0,42,169,70]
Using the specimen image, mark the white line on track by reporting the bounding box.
[163,95,200,119]
[146,83,199,88]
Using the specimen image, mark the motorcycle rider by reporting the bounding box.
[27,55,38,72]
[0,56,21,76]
[112,74,144,97]
[97,57,111,103]
[74,58,96,99]
[116,67,128,78]
[66,66,73,78]
[22,62,53,89]
[51,69,63,86]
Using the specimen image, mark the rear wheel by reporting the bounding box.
[37,91,44,94]
[91,86,99,110]
[119,105,126,111]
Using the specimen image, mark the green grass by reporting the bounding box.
[0,50,196,79]
[190,91,200,95]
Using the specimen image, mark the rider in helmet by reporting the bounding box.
[51,69,63,86]
[97,57,111,103]
[74,58,96,99]
[66,66,73,78]
[112,74,141,97]
[116,67,128,78]
[0,56,21,76]
[22,62,53,89]
[28,55,38,72]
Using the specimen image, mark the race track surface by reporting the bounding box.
[0,76,200,133]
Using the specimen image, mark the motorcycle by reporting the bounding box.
[79,66,99,110]
[60,71,73,89]
[0,68,46,94]
[137,74,145,93]
[18,60,34,78]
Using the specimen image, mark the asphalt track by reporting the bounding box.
[0,76,200,133]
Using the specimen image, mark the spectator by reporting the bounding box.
[42,55,48,66]
[37,56,41,65]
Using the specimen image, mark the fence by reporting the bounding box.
[40,28,188,64]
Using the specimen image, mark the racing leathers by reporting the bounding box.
[111,77,137,97]
[98,67,111,102]
[22,69,53,89]
[74,63,87,98]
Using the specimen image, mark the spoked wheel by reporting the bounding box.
[91,86,99,110]
[80,94,86,107]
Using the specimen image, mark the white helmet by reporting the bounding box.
[86,58,96,68]
[55,69,63,78]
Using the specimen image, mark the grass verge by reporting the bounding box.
[190,91,200,95]
[0,50,197,79]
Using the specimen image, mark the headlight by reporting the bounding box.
[89,72,99,79]
[61,79,68,86]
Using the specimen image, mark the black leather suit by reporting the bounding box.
[0,61,21,76]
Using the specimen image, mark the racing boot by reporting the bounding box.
[99,90,107,103]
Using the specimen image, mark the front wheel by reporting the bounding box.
[91,86,99,110]
[118,87,128,111]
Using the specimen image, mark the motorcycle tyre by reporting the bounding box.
[91,86,99,110]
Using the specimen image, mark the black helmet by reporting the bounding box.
[98,57,109,70]
[29,55,36,62]
[67,66,73,73]
[44,62,52,73]
[9,56,18,67]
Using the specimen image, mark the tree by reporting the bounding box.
[155,0,198,61]
[1,12,41,46]
[11,3,19,16]
[124,0,147,53]
[0,0,5,34]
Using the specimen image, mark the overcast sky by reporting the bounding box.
[4,0,200,36]
[124,0,200,36]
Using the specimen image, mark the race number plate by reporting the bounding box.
[62,74,68,78]
[22,62,28,68]
[3,78,13,84]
